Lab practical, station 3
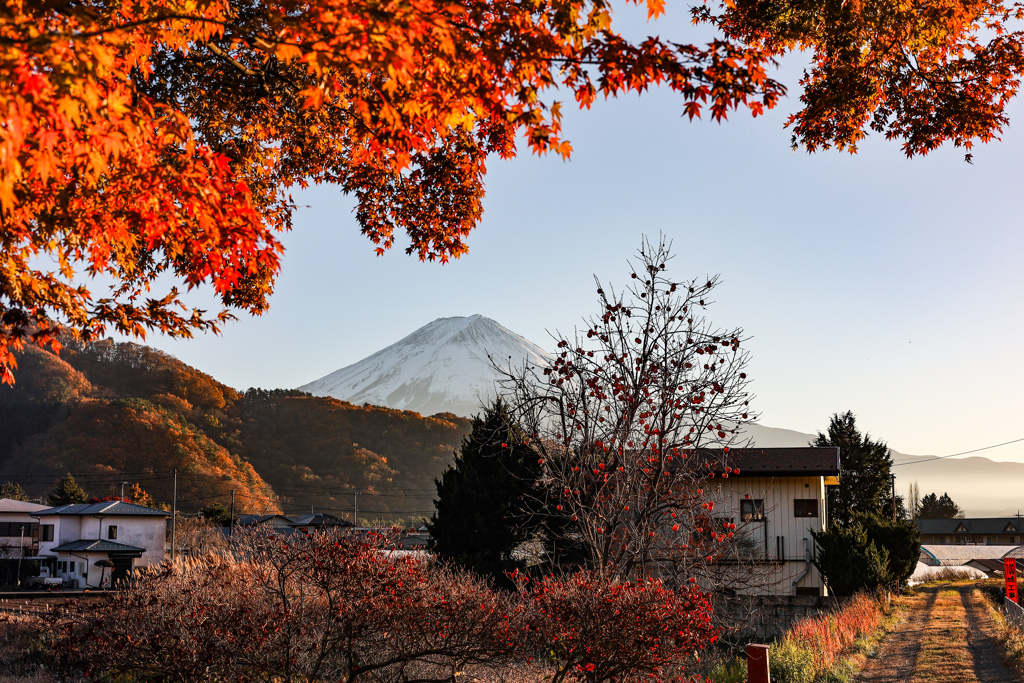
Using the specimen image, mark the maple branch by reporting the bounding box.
[205,41,260,78]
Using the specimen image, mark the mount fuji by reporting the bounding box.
[298,315,551,417]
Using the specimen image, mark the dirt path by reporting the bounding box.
[855,585,1018,683]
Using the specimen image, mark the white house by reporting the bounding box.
[32,501,169,588]
[698,447,841,596]
[0,498,51,559]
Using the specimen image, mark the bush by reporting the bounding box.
[52,530,721,683]
[813,513,919,595]
[56,529,524,682]
[525,572,717,683]
[708,657,747,683]
[769,640,816,683]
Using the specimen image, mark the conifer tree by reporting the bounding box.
[48,474,88,506]
[428,399,543,588]
[0,481,27,501]
[918,492,963,519]
[813,411,895,525]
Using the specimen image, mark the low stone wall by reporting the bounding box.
[714,593,846,641]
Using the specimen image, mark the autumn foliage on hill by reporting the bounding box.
[0,339,471,514]
[5,0,1019,384]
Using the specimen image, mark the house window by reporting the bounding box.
[794,499,819,518]
[57,560,66,573]
[741,499,765,522]
[40,525,54,542]
[108,525,118,540]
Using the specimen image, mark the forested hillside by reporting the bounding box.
[0,340,472,519]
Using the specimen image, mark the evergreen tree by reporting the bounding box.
[813,411,894,525]
[428,399,543,588]
[48,473,87,505]
[200,502,237,527]
[812,512,920,595]
[918,492,963,519]
[0,481,27,501]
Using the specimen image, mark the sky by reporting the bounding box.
[112,6,1024,463]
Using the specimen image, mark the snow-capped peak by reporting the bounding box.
[298,315,550,417]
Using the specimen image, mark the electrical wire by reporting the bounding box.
[891,437,1024,467]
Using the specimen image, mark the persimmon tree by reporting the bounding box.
[500,237,754,583]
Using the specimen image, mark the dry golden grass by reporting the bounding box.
[974,587,1024,679]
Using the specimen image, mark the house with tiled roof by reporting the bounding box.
[236,513,295,528]
[682,447,841,596]
[32,501,169,587]
[0,498,51,559]
[915,517,1024,546]
[288,512,354,530]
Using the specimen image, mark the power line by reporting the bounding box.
[892,437,1024,467]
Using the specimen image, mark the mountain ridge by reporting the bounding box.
[739,424,1024,517]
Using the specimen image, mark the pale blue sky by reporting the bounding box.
[116,8,1024,462]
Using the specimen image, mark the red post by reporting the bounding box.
[1006,558,1018,603]
[747,643,770,683]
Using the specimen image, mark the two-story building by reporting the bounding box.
[697,447,841,596]
[0,498,50,558]
[33,501,169,587]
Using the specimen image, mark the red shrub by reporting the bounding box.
[525,571,717,683]
[56,530,524,682]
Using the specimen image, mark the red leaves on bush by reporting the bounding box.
[525,571,717,683]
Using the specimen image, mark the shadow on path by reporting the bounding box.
[855,588,937,683]
[854,584,1016,683]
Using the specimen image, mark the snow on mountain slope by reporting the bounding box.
[298,315,551,417]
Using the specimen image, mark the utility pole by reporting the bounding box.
[119,477,126,500]
[17,525,24,586]
[891,473,897,522]
[171,468,177,562]
[230,489,235,537]
[353,492,360,527]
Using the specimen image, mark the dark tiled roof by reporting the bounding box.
[35,501,169,517]
[289,513,354,527]
[688,447,840,477]
[916,518,1024,535]
[237,514,294,525]
[51,539,146,553]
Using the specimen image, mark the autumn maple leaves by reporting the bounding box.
[3,0,1019,385]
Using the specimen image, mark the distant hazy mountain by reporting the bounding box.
[299,315,551,418]
[737,424,1024,517]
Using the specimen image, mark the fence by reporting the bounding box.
[1004,595,1024,632]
